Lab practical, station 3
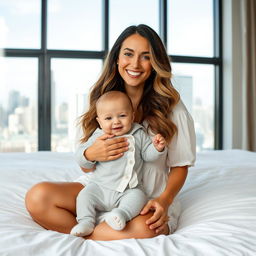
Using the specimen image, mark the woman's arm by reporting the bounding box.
[140,165,188,233]
[159,166,188,205]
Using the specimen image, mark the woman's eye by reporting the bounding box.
[124,52,132,57]
[142,55,150,60]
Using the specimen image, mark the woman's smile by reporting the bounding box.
[126,69,142,78]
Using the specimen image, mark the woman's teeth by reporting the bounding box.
[127,70,141,76]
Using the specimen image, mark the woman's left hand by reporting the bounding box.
[140,197,170,233]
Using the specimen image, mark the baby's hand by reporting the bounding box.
[153,134,166,152]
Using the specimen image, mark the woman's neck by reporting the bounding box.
[125,85,144,123]
[125,86,144,111]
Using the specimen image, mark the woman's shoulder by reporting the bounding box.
[170,100,193,122]
[172,100,189,114]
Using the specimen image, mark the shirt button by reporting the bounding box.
[129,147,134,152]
[129,160,134,165]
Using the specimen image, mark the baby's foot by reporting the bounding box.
[70,222,94,237]
[105,210,126,231]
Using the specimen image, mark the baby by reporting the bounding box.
[71,91,166,236]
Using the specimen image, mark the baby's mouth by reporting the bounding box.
[112,127,123,131]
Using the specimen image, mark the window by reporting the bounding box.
[168,0,214,57]
[47,0,103,50]
[109,0,159,48]
[51,59,102,151]
[172,63,215,150]
[0,0,41,49]
[0,57,38,152]
[1,0,222,152]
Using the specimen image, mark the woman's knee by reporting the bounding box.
[25,182,54,215]
[129,213,157,239]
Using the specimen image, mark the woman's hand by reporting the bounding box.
[140,196,170,234]
[85,134,129,162]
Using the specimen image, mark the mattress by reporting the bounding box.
[0,150,255,256]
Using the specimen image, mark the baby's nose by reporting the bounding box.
[113,117,120,123]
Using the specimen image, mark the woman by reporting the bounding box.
[25,24,196,241]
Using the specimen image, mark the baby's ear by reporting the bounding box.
[96,117,102,128]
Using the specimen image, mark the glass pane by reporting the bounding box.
[167,0,214,57]
[48,0,102,50]
[0,0,41,49]
[109,0,159,48]
[51,58,102,152]
[0,57,38,152]
[171,63,214,151]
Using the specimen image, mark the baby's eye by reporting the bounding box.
[105,117,112,120]
[119,114,127,118]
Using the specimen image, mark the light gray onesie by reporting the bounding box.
[73,123,166,234]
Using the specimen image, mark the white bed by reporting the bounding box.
[0,150,255,256]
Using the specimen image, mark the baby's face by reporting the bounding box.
[96,97,134,136]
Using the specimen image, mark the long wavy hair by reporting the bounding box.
[79,24,180,143]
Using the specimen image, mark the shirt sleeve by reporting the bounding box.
[166,100,196,167]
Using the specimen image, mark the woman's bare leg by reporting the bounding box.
[86,212,169,241]
[25,182,84,233]
[25,182,169,240]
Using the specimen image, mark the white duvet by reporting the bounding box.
[0,150,255,256]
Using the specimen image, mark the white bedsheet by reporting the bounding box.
[0,150,255,256]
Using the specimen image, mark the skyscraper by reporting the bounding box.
[8,90,20,114]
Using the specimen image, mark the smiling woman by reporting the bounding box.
[26,24,196,241]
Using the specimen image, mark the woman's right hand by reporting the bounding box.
[84,134,129,162]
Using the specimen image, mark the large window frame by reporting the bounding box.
[4,0,222,151]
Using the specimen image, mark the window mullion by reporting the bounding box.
[38,0,51,150]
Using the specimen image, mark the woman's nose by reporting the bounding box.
[131,56,140,68]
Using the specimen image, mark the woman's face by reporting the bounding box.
[117,34,152,90]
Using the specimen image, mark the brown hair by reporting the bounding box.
[79,24,180,143]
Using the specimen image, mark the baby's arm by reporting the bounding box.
[152,134,166,152]
[140,131,166,162]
